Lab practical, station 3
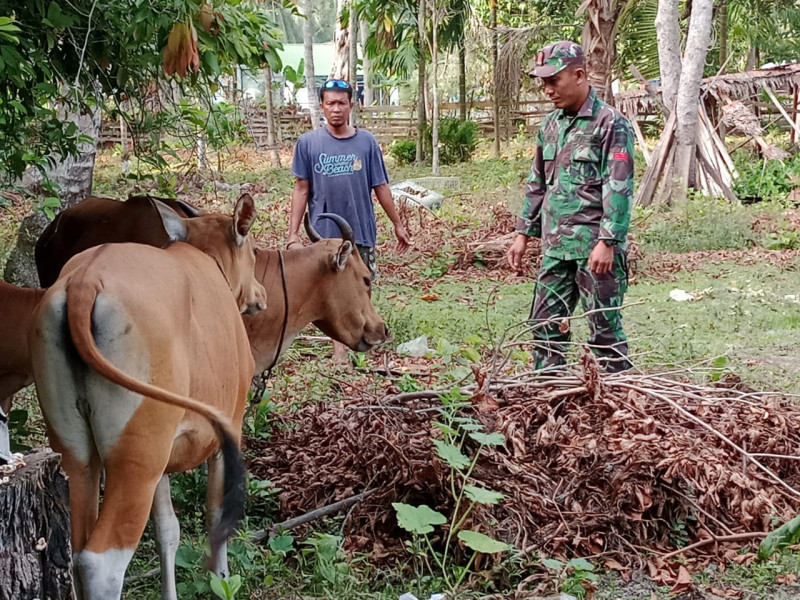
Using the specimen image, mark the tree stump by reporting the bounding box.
[0,449,73,600]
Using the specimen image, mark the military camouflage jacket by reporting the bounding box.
[516,88,635,260]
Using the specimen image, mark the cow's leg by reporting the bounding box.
[151,474,180,600]
[74,450,165,600]
[0,403,12,464]
[31,290,105,596]
[205,449,230,580]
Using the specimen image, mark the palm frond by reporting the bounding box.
[615,0,661,82]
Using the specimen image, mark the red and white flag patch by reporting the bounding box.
[612,151,629,161]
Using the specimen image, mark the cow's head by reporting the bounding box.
[156,193,267,315]
[305,213,387,351]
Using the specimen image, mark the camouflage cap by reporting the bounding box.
[530,41,585,78]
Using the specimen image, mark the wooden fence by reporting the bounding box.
[98,99,553,148]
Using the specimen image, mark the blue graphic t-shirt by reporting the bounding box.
[291,127,389,247]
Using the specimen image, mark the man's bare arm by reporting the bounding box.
[287,178,309,246]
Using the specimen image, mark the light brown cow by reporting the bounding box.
[29,194,266,600]
[246,213,387,375]
[0,281,46,463]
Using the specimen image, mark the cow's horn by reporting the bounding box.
[315,213,356,246]
[304,212,321,242]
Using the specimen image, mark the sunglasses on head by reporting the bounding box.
[323,79,352,91]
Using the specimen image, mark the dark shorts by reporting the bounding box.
[356,245,377,281]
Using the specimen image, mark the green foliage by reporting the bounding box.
[210,573,241,600]
[7,409,32,453]
[636,196,758,253]
[542,557,600,600]
[758,514,800,560]
[389,139,417,165]
[732,152,800,203]
[669,514,697,548]
[282,59,305,103]
[299,533,353,592]
[416,248,457,278]
[392,388,509,593]
[0,0,283,184]
[393,503,448,535]
[425,118,479,165]
[763,229,800,250]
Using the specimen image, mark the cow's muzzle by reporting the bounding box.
[242,301,267,315]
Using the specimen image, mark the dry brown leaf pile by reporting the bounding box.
[637,248,800,282]
[248,356,800,568]
[382,200,540,282]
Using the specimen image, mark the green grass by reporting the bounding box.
[634,195,761,253]
[373,257,800,393]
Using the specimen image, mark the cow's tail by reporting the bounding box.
[64,277,245,558]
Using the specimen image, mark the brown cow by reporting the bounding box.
[0,281,46,463]
[29,194,265,600]
[245,213,387,375]
[35,195,203,287]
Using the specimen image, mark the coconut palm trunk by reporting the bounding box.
[264,65,281,167]
[416,0,427,163]
[301,0,322,129]
[580,0,628,104]
[330,0,350,80]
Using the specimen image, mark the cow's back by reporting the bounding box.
[35,196,194,287]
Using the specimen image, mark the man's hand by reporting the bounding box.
[588,241,614,274]
[394,222,411,253]
[506,234,529,271]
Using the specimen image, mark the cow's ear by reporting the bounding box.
[333,240,354,271]
[233,193,256,246]
[154,200,188,243]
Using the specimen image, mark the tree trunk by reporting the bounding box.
[655,0,682,114]
[491,0,500,157]
[301,0,322,129]
[4,104,100,287]
[264,66,281,168]
[673,0,714,197]
[718,0,728,70]
[349,6,358,126]
[197,136,209,171]
[458,36,467,121]
[416,0,427,163]
[330,0,349,80]
[717,0,728,142]
[581,0,627,104]
[745,44,757,71]
[431,0,440,176]
[360,19,374,107]
[0,449,73,600]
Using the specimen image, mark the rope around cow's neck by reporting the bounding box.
[252,250,289,403]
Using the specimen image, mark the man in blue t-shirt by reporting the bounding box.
[287,78,411,361]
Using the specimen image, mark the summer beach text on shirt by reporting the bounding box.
[314,153,364,177]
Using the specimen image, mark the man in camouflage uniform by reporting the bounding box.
[506,41,635,373]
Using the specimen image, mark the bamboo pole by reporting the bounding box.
[635,110,678,206]
[698,103,735,174]
[630,117,651,165]
[793,89,799,146]
[761,85,800,139]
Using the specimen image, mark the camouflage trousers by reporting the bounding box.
[356,244,377,281]
[529,253,631,373]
